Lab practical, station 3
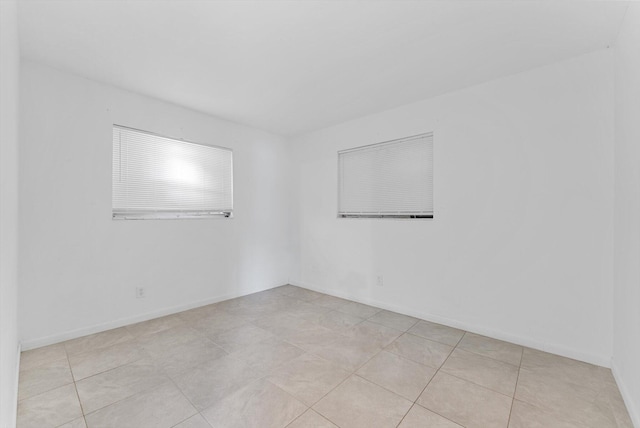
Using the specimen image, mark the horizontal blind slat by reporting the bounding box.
[112,126,233,216]
[338,133,433,216]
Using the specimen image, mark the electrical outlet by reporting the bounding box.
[376,275,383,287]
[135,287,145,298]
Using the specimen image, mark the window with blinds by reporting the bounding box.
[338,133,433,219]
[112,125,233,220]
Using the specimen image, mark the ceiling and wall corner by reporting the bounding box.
[17,0,629,136]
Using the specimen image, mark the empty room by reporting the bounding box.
[1,0,639,427]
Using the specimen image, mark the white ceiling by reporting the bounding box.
[18,0,628,136]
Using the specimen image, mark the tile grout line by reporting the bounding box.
[393,331,466,427]
[506,347,524,427]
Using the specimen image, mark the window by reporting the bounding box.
[338,133,433,218]
[112,125,233,219]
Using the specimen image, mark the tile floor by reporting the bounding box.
[17,285,634,428]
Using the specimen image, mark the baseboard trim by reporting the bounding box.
[20,285,284,351]
[612,361,640,428]
[289,280,611,367]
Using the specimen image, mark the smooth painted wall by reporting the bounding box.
[289,50,615,366]
[19,61,294,348]
[0,0,20,426]
[613,3,640,426]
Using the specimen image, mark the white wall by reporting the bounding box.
[0,0,20,426]
[613,3,640,426]
[289,50,615,366]
[19,61,294,349]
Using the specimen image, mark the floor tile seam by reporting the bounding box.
[79,376,176,418]
[19,354,72,375]
[65,336,142,363]
[400,330,459,349]
[363,317,419,333]
[383,332,453,370]
[169,413,207,428]
[444,346,522,371]
[75,360,173,405]
[516,365,609,398]
[308,347,383,422]
[408,402,467,428]
[70,353,149,383]
[71,379,86,425]
[18,377,76,403]
[405,346,488,428]
[506,348,524,427]
[452,344,522,367]
[436,368,516,399]
[351,372,418,403]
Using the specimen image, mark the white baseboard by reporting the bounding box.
[612,361,640,428]
[289,280,611,367]
[20,285,284,351]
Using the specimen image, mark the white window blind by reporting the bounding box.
[338,133,433,218]
[112,125,233,219]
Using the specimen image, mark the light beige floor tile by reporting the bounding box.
[282,324,345,352]
[408,320,465,346]
[75,359,169,413]
[441,348,519,396]
[398,405,463,428]
[20,343,67,372]
[457,333,523,366]
[338,301,382,318]
[125,313,185,337]
[286,287,325,302]
[151,337,227,378]
[285,301,333,323]
[356,351,436,401]
[68,340,146,380]
[191,311,249,337]
[314,375,413,428]
[520,348,610,392]
[508,400,583,428]
[274,285,303,295]
[209,324,274,353]
[287,410,337,428]
[312,295,351,311]
[603,377,635,428]
[514,367,619,428]
[268,353,351,406]
[345,321,403,348]
[258,312,307,336]
[178,304,221,324]
[85,382,196,428]
[172,353,263,411]
[64,327,134,356]
[135,325,203,356]
[386,333,453,368]
[417,372,512,428]
[307,335,382,372]
[316,310,364,332]
[18,357,73,400]
[368,310,418,331]
[228,339,306,376]
[17,383,82,428]
[201,379,307,428]
[58,417,87,428]
[173,414,212,428]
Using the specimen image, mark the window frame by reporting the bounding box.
[112,124,234,220]
[337,132,434,220]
